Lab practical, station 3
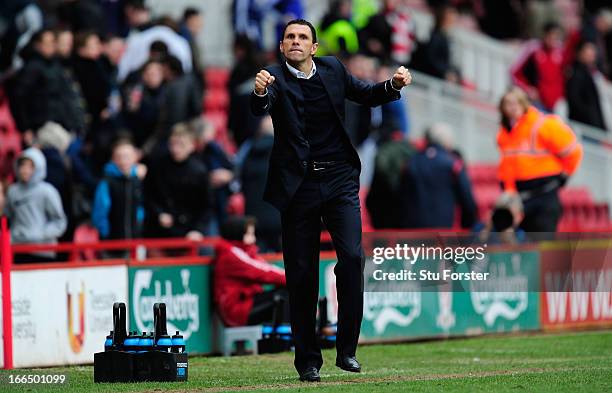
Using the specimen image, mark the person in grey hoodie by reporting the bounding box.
[4,147,67,263]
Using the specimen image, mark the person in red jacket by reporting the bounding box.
[511,22,567,112]
[213,216,288,326]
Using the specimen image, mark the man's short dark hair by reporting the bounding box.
[543,21,561,34]
[126,0,147,11]
[16,156,34,168]
[149,40,169,57]
[141,58,162,73]
[164,55,184,76]
[183,7,200,21]
[74,31,99,51]
[102,33,121,44]
[220,216,257,241]
[30,29,53,45]
[282,19,317,43]
[111,134,135,152]
[575,39,595,53]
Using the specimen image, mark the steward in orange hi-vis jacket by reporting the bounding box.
[497,88,583,232]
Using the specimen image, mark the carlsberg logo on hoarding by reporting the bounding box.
[363,292,422,334]
[324,262,422,335]
[132,269,200,339]
[469,254,529,326]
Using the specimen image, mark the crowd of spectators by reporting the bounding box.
[510,11,612,129]
[0,0,608,261]
[423,0,612,130]
[0,0,220,253]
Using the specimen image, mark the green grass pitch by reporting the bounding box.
[1,330,610,392]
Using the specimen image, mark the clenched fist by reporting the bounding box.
[254,70,276,95]
[392,66,412,89]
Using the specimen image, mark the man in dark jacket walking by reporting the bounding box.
[250,19,412,382]
[398,123,477,229]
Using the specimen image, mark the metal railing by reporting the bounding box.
[411,8,520,101]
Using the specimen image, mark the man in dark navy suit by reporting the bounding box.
[250,19,412,382]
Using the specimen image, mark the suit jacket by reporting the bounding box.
[250,56,402,211]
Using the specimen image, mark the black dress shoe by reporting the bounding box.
[299,367,321,382]
[336,356,361,372]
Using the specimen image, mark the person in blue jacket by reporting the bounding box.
[92,137,145,240]
[398,123,477,229]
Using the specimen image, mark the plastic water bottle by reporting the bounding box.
[124,332,140,353]
[156,334,173,353]
[276,325,292,341]
[322,323,337,343]
[104,331,113,351]
[171,331,186,353]
[262,325,274,339]
[139,332,154,353]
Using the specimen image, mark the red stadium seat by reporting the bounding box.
[205,68,230,89]
[557,186,611,230]
[473,185,501,220]
[596,204,611,226]
[205,111,227,132]
[412,137,426,151]
[468,163,498,186]
[203,112,236,154]
[559,187,594,209]
[204,88,230,112]
[0,92,21,181]
[72,223,100,261]
[227,192,245,216]
[468,169,608,231]
[202,69,234,153]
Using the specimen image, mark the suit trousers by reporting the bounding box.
[281,161,364,373]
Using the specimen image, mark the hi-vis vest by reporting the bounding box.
[497,106,583,192]
[317,20,359,56]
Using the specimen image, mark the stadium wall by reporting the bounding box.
[1,241,610,368]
